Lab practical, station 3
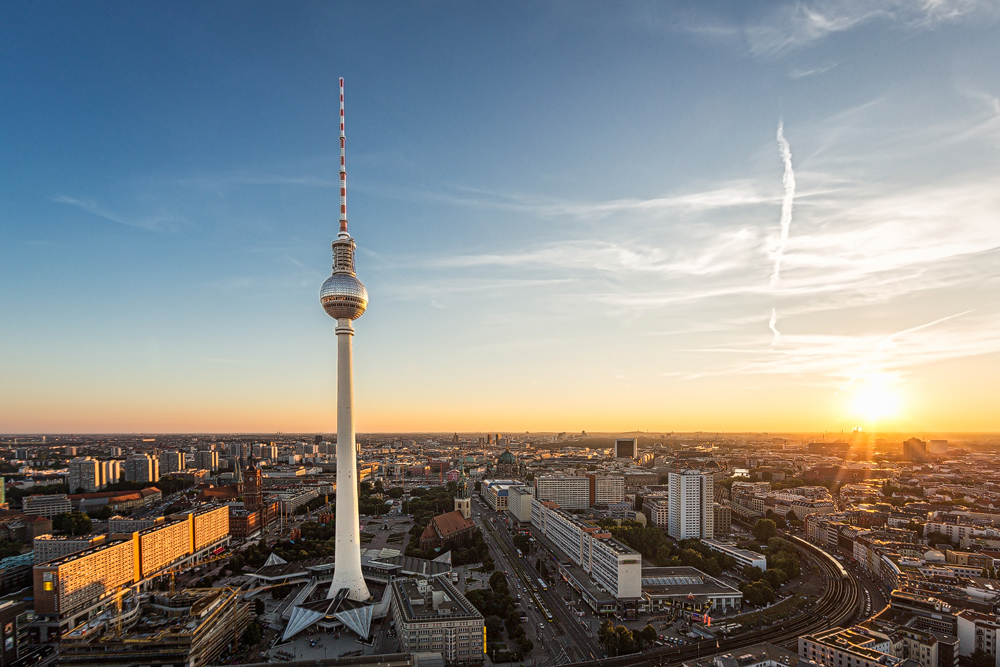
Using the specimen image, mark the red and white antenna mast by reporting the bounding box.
[339,77,348,236]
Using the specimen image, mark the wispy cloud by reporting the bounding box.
[426,182,778,221]
[52,196,179,232]
[745,0,990,56]
[770,122,796,286]
[789,63,838,79]
[769,308,781,343]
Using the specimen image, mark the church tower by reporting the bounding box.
[454,464,471,519]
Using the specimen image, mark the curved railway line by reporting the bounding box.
[557,534,862,667]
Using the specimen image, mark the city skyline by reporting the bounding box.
[2,2,999,434]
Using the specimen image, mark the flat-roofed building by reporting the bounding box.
[799,627,901,667]
[507,486,533,524]
[390,577,484,665]
[713,503,732,536]
[68,458,101,493]
[589,474,625,505]
[534,475,590,509]
[643,496,669,529]
[669,470,714,540]
[702,540,767,571]
[190,504,229,551]
[195,450,219,473]
[531,498,641,601]
[159,450,186,474]
[641,565,743,612]
[33,539,136,639]
[33,505,231,641]
[22,494,72,519]
[33,534,108,564]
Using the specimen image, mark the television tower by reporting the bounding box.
[321,78,370,602]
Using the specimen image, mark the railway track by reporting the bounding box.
[559,534,862,667]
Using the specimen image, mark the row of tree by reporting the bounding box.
[597,621,657,657]
[465,571,533,660]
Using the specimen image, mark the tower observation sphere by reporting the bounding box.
[320,265,368,320]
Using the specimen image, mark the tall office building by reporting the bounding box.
[668,469,714,540]
[320,78,370,602]
[68,457,101,493]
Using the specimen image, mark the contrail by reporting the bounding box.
[770,122,795,286]
[769,307,781,342]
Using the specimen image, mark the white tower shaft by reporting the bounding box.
[328,318,370,600]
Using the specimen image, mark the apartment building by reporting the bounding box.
[643,496,669,529]
[68,458,101,493]
[32,505,230,640]
[159,450,186,475]
[195,450,219,473]
[589,474,625,505]
[799,627,901,667]
[957,611,1000,667]
[534,475,590,509]
[713,503,732,536]
[531,498,641,600]
[507,486,534,523]
[124,454,159,484]
[33,539,136,639]
[668,470,714,540]
[33,534,109,564]
[390,577,484,665]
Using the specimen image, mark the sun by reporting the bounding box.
[851,375,902,423]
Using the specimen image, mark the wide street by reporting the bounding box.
[472,498,602,664]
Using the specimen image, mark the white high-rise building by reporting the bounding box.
[320,78,370,602]
[668,470,714,540]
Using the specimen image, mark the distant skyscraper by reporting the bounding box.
[668,469,714,540]
[321,78,370,602]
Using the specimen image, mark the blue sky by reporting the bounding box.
[2,1,999,433]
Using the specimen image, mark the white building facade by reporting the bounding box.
[668,470,714,540]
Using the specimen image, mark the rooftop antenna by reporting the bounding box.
[339,77,348,237]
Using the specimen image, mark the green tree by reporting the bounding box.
[753,518,777,542]
[485,615,505,643]
[387,487,404,498]
[743,581,776,606]
[53,512,92,536]
[598,620,618,656]
[615,625,635,655]
[641,624,657,646]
